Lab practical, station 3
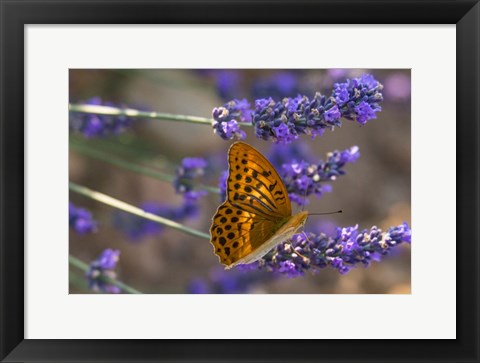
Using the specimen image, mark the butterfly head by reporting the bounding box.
[292,210,309,231]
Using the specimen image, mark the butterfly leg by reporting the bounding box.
[287,233,310,263]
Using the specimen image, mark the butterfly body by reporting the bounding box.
[210,142,309,269]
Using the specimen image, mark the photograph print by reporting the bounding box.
[69,69,411,294]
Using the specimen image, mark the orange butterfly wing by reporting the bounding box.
[210,142,292,267]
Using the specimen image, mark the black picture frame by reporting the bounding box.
[1,1,479,362]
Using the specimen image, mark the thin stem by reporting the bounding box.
[70,134,168,166]
[69,255,142,294]
[69,103,252,127]
[69,269,88,291]
[70,141,221,194]
[69,182,211,241]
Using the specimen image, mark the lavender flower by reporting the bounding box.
[387,221,412,243]
[332,74,383,125]
[252,93,343,144]
[280,146,360,206]
[244,222,411,277]
[69,202,98,234]
[212,99,250,140]
[86,249,121,293]
[69,97,133,138]
[173,157,208,195]
[255,73,383,143]
[213,73,383,144]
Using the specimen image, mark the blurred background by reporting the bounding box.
[69,69,411,294]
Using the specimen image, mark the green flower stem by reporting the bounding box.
[70,135,169,169]
[70,141,220,194]
[69,103,252,127]
[69,269,88,291]
[69,182,210,240]
[69,255,142,294]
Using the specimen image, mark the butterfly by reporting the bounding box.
[210,142,308,269]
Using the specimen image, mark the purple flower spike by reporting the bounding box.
[248,74,382,144]
[69,202,98,234]
[339,146,360,163]
[182,157,207,170]
[69,97,135,138]
[173,157,208,194]
[97,249,120,270]
[332,74,383,125]
[252,93,344,144]
[86,249,121,293]
[250,223,411,277]
[280,146,360,206]
[212,99,250,140]
[387,222,412,244]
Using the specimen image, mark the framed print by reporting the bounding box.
[1,1,479,362]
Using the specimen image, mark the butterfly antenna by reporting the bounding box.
[309,210,343,216]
